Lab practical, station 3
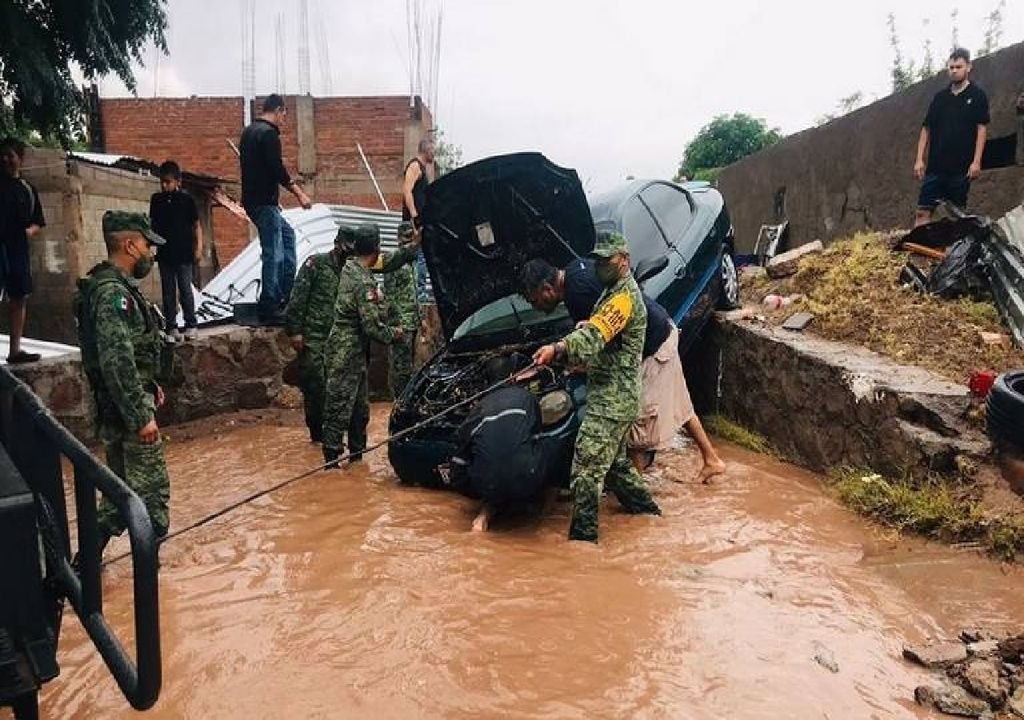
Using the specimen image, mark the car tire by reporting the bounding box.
[987,369,1024,451]
[717,250,740,310]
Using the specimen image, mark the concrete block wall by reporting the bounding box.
[718,41,1024,252]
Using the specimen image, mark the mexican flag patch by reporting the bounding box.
[116,293,134,314]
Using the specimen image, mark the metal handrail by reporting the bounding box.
[0,366,161,711]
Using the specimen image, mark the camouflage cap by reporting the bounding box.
[102,210,165,245]
[336,223,379,245]
[396,221,416,244]
[590,231,628,259]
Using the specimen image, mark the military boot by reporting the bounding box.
[322,447,341,470]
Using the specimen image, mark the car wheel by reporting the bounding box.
[987,369,1024,451]
[717,250,740,310]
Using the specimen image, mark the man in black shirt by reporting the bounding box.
[914,48,990,226]
[239,94,312,325]
[520,256,725,482]
[0,137,44,363]
[150,161,202,340]
[401,135,435,304]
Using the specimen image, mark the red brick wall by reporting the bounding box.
[99,95,432,266]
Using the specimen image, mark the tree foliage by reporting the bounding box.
[433,129,463,177]
[0,0,168,144]
[673,113,782,182]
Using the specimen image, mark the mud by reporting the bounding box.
[30,407,1024,719]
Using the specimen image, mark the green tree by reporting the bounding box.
[433,129,463,177]
[887,13,916,92]
[673,113,782,181]
[978,0,1006,57]
[0,0,168,145]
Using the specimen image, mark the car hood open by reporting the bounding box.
[421,153,595,339]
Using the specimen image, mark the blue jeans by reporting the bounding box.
[245,205,296,312]
[414,248,432,304]
[917,172,970,210]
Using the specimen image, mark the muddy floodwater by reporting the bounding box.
[30,406,1024,719]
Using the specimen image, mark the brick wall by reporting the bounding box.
[99,94,433,264]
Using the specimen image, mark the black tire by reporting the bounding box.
[986,369,1024,450]
[717,248,740,310]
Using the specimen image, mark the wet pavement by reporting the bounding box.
[33,406,1024,719]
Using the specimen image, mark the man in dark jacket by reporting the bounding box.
[239,93,312,325]
[448,386,560,532]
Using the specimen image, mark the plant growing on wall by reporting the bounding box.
[0,0,168,145]
[433,129,463,178]
[673,113,782,183]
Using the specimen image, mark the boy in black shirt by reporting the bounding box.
[914,48,990,226]
[150,161,202,339]
[0,137,45,363]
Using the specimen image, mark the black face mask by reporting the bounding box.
[128,243,154,279]
[595,262,620,286]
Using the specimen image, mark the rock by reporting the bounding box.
[968,641,1001,657]
[904,641,969,668]
[766,240,824,279]
[961,658,1008,707]
[978,331,1011,349]
[1000,637,1024,664]
[1008,687,1024,717]
[915,683,992,717]
[961,629,991,644]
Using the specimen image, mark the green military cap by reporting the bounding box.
[590,230,629,258]
[336,224,359,245]
[355,223,380,242]
[396,221,415,244]
[102,210,166,245]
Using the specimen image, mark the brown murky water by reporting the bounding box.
[29,406,1024,719]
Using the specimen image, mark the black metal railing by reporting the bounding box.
[0,365,161,715]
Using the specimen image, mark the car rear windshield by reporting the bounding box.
[453,294,569,341]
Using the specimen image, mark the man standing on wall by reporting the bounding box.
[0,137,44,363]
[401,135,435,304]
[150,161,202,340]
[913,48,990,226]
[239,94,312,325]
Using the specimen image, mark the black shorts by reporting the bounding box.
[917,173,970,211]
[0,236,33,299]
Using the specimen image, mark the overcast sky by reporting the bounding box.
[98,0,1023,192]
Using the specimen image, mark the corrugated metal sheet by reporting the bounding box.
[194,204,420,325]
[0,336,78,364]
[69,151,143,167]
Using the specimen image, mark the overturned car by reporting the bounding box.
[387,152,736,487]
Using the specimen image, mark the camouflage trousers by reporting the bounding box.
[322,352,369,457]
[569,413,660,542]
[389,330,417,398]
[298,347,327,441]
[97,425,170,539]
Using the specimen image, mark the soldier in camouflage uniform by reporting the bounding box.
[381,221,421,397]
[321,224,407,467]
[73,211,171,553]
[287,224,420,442]
[532,231,660,542]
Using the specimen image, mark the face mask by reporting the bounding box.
[596,262,620,286]
[128,243,154,279]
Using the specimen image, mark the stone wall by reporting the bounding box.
[718,42,1024,253]
[99,94,434,265]
[9,325,294,443]
[686,317,989,479]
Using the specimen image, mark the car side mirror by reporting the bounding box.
[633,255,669,283]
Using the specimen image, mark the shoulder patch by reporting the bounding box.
[305,256,317,268]
[589,292,633,343]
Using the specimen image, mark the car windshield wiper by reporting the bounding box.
[509,297,524,330]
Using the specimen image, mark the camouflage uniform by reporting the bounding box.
[380,222,421,397]
[560,233,660,542]
[285,250,344,441]
[321,230,404,463]
[73,212,171,541]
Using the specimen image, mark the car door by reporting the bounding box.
[617,193,680,316]
[637,183,699,326]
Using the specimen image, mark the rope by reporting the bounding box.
[101,365,537,567]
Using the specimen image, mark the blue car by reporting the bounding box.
[388,152,737,487]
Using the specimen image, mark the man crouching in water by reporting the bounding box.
[447,385,562,532]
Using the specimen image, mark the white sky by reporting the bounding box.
[99,0,1024,192]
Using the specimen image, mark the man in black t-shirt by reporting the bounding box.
[520,256,725,482]
[913,48,990,226]
[150,161,202,340]
[401,135,435,304]
[0,137,45,364]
